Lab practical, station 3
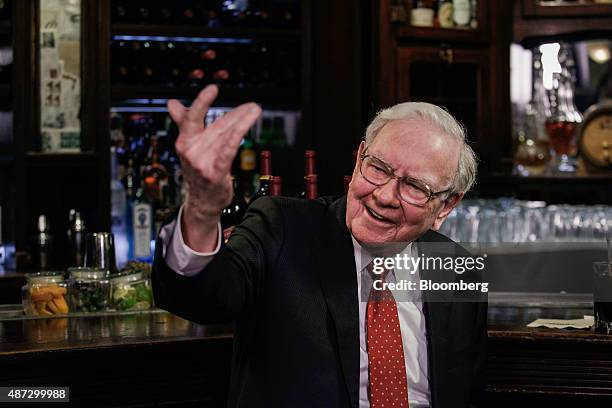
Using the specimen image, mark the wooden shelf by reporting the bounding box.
[111,24,300,42]
[473,174,612,204]
[24,151,99,168]
[111,84,300,108]
[524,1,612,18]
[395,25,488,44]
[515,0,612,44]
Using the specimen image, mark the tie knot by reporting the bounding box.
[367,262,391,283]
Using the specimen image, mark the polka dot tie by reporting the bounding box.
[366,266,409,408]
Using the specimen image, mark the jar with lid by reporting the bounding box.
[22,271,70,316]
[67,267,111,313]
[111,270,153,311]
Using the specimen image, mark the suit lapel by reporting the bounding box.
[417,232,454,408]
[315,197,360,408]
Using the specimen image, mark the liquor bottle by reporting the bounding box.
[142,134,170,211]
[111,147,128,251]
[411,0,434,27]
[130,186,153,262]
[67,210,86,267]
[437,0,453,28]
[452,0,470,28]
[221,177,248,241]
[32,215,54,270]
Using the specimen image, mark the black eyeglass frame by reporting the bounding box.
[359,151,452,205]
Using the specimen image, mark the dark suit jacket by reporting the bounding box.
[152,196,487,408]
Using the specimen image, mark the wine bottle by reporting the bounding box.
[250,150,273,204]
[298,150,317,198]
[221,177,248,241]
[270,176,282,196]
[304,175,318,200]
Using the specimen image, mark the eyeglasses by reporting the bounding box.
[359,151,452,205]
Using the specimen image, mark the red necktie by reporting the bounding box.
[366,267,409,408]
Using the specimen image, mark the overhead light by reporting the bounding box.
[587,41,611,64]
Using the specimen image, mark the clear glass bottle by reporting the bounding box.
[22,271,69,316]
[67,267,111,313]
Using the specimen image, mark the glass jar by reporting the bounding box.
[67,267,111,313]
[22,271,70,316]
[111,270,153,311]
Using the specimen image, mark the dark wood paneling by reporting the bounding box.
[311,0,364,195]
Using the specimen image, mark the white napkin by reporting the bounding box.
[527,315,594,329]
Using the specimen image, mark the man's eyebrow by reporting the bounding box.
[370,152,436,187]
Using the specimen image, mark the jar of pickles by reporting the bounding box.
[111,270,153,311]
[67,267,111,313]
[22,271,70,316]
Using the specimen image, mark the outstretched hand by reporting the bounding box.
[168,85,261,250]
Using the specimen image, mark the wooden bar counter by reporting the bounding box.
[0,309,233,407]
[1,303,612,407]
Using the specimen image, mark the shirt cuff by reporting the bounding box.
[159,205,222,277]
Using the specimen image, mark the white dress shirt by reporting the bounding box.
[159,206,431,407]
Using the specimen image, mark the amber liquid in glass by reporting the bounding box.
[545,120,576,156]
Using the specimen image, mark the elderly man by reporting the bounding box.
[153,85,486,408]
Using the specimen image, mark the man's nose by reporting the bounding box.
[373,179,400,207]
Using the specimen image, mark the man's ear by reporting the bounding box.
[352,141,366,178]
[432,192,464,231]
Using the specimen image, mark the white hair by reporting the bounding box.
[364,102,477,195]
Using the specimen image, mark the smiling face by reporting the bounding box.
[346,117,463,245]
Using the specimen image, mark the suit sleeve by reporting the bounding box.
[152,197,285,325]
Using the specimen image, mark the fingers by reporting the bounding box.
[209,102,262,147]
[167,99,187,124]
[215,104,262,171]
[184,85,219,130]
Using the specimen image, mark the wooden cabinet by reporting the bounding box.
[372,0,511,177]
[395,45,491,167]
